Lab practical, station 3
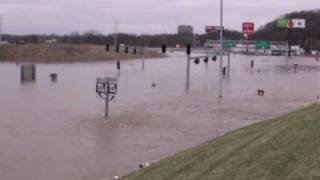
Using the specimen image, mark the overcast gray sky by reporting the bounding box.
[0,0,319,35]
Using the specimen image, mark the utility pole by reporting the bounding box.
[114,22,118,48]
[142,47,145,70]
[219,0,224,98]
[114,22,120,72]
[0,15,2,42]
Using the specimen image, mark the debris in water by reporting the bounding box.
[258,89,265,96]
[50,73,58,81]
[139,163,144,169]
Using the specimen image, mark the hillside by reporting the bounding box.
[0,44,161,63]
[253,9,320,52]
[123,104,320,180]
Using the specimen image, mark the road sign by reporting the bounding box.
[224,40,237,48]
[96,77,118,118]
[291,19,306,28]
[206,26,222,33]
[277,18,306,29]
[96,77,118,97]
[277,19,289,28]
[242,22,255,34]
[256,41,271,50]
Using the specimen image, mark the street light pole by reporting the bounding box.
[219,0,224,98]
[114,21,118,48]
[0,15,2,42]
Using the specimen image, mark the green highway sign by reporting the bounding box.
[256,41,271,50]
[277,19,289,28]
[224,40,237,48]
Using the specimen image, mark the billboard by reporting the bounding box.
[242,22,255,34]
[277,19,289,28]
[291,19,306,28]
[277,19,306,29]
[205,26,222,33]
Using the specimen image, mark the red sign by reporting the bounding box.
[242,22,255,34]
[206,26,222,33]
[288,19,294,28]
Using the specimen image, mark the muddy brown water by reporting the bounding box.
[0,53,319,180]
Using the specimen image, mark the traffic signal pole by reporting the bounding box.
[219,0,224,98]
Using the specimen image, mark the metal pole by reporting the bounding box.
[142,47,145,70]
[114,22,118,48]
[219,0,224,98]
[186,55,191,89]
[114,22,120,72]
[105,84,109,118]
[227,53,231,78]
[0,15,2,42]
[288,28,292,58]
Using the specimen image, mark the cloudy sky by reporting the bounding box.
[0,0,319,35]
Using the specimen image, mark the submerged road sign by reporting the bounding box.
[96,77,118,118]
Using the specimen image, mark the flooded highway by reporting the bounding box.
[0,52,319,180]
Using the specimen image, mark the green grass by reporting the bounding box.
[123,104,320,180]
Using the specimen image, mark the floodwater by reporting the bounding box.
[0,52,319,180]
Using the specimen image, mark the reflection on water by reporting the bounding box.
[0,53,319,180]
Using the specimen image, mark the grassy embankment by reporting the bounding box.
[124,104,320,180]
[0,44,161,63]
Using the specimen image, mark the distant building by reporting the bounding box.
[178,25,194,35]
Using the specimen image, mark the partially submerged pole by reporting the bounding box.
[227,53,231,78]
[142,47,145,70]
[105,84,109,117]
[288,28,292,58]
[186,44,191,90]
[219,0,224,98]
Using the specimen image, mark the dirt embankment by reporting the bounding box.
[0,44,162,63]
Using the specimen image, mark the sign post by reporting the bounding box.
[96,77,118,118]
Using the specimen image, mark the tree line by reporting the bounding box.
[252,9,320,52]
[2,9,319,52]
[1,29,242,47]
